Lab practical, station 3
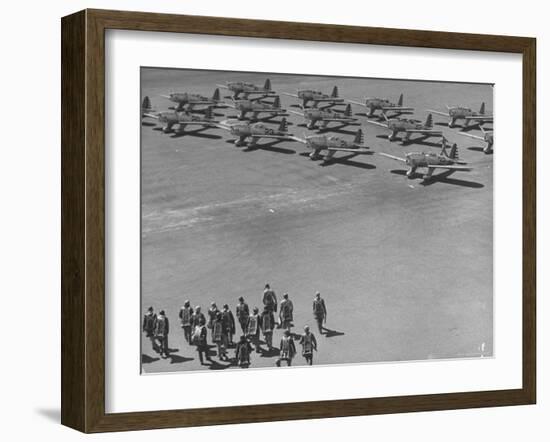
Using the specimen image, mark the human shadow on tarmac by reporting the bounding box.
[260,347,281,358]
[322,328,345,338]
[390,169,485,189]
[168,353,194,364]
[141,354,160,364]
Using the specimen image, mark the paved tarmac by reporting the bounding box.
[140,68,493,373]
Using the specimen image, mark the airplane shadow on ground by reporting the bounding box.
[322,328,345,338]
[390,169,484,189]
[402,137,444,148]
[141,121,156,127]
[244,141,296,155]
[170,128,222,140]
[320,154,376,170]
[316,125,361,136]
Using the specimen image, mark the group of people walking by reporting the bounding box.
[142,284,329,368]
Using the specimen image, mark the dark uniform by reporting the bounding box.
[211,312,227,360]
[178,303,194,344]
[299,328,317,365]
[236,298,250,334]
[279,295,294,331]
[276,331,296,367]
[153,312,170,358]
[246,309,261,353]
[221,305,236,346]
[142,308,157,352]
[191,307,206,331]
[260,308,276,350]
[192,320,210,365]
[207,303,219,343]
[313,293,327,334]
[262,285,277,313]
[235,336,253,367]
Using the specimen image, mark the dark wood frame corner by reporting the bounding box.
[61,8,536,433]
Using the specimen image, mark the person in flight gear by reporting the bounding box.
[276,329,296,367]
[262,283,277,313]
[191,306,206,332]
[299,325,318,365]
[236,296,250,334]
[312,292,327,335]
[246,307,262,353]
[235,335,253,368]
[178,300,194,344]
[260,306,276,350]
[279,293,294,331]
[153,310,170,359]
[212,311,228,361]
[142,306,157,352]
[207,302,219,343]
[192,317,211,365]
[221,304,236,346]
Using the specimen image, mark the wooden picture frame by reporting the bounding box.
[61,8,536,433]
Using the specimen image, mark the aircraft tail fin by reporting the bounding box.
[264,79,272,91]
[273,96,281,109]
[142,96,152,111]
[331,86,339,98]
[398,93,403,106]
[479,102,485,115]
[278,118,288,133]
[424,113,433,128]
[442,137,459,160]
[212,88,220,102]
[353,128,364,145]
[344,103,352,117]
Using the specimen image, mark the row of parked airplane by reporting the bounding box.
[141,78,493,180]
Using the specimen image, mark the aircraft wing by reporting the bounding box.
[281,92,299,98]
[404,129,443,134]
[251,134,294,141]
[365,120,389,128]
[288,136,307,144]
[378,152,407,162]
[430,165,472,171]
[313,98,344,103]
[215,84,230,89]
[143,113,160,119]
[345,99,366,107]
[464,115,493,122]
[159,95,172,99]
[287,109,305,117]
[458,132,484,141]
[426,109,449,117]
[327,147,370,154]
[320,117,358,123]
[223,102,237,109]
[381,106,414,112]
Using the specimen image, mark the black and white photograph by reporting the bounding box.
[140,68,494,373]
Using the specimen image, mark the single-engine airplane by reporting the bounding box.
[282,86,344,108]
[458,126,494,153]
[288,103,359,130]
[346,93,414,118]
[225,96,287,120]
[366,113,443,143]
[427,102,493,128]
[143,106,218,133]
[216,78,276,99]
[216,118,295,147]
[291,129,370,164]
[378,137,471,180]
[160,88,224,111]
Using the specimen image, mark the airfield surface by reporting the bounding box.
[140,68,493,373]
